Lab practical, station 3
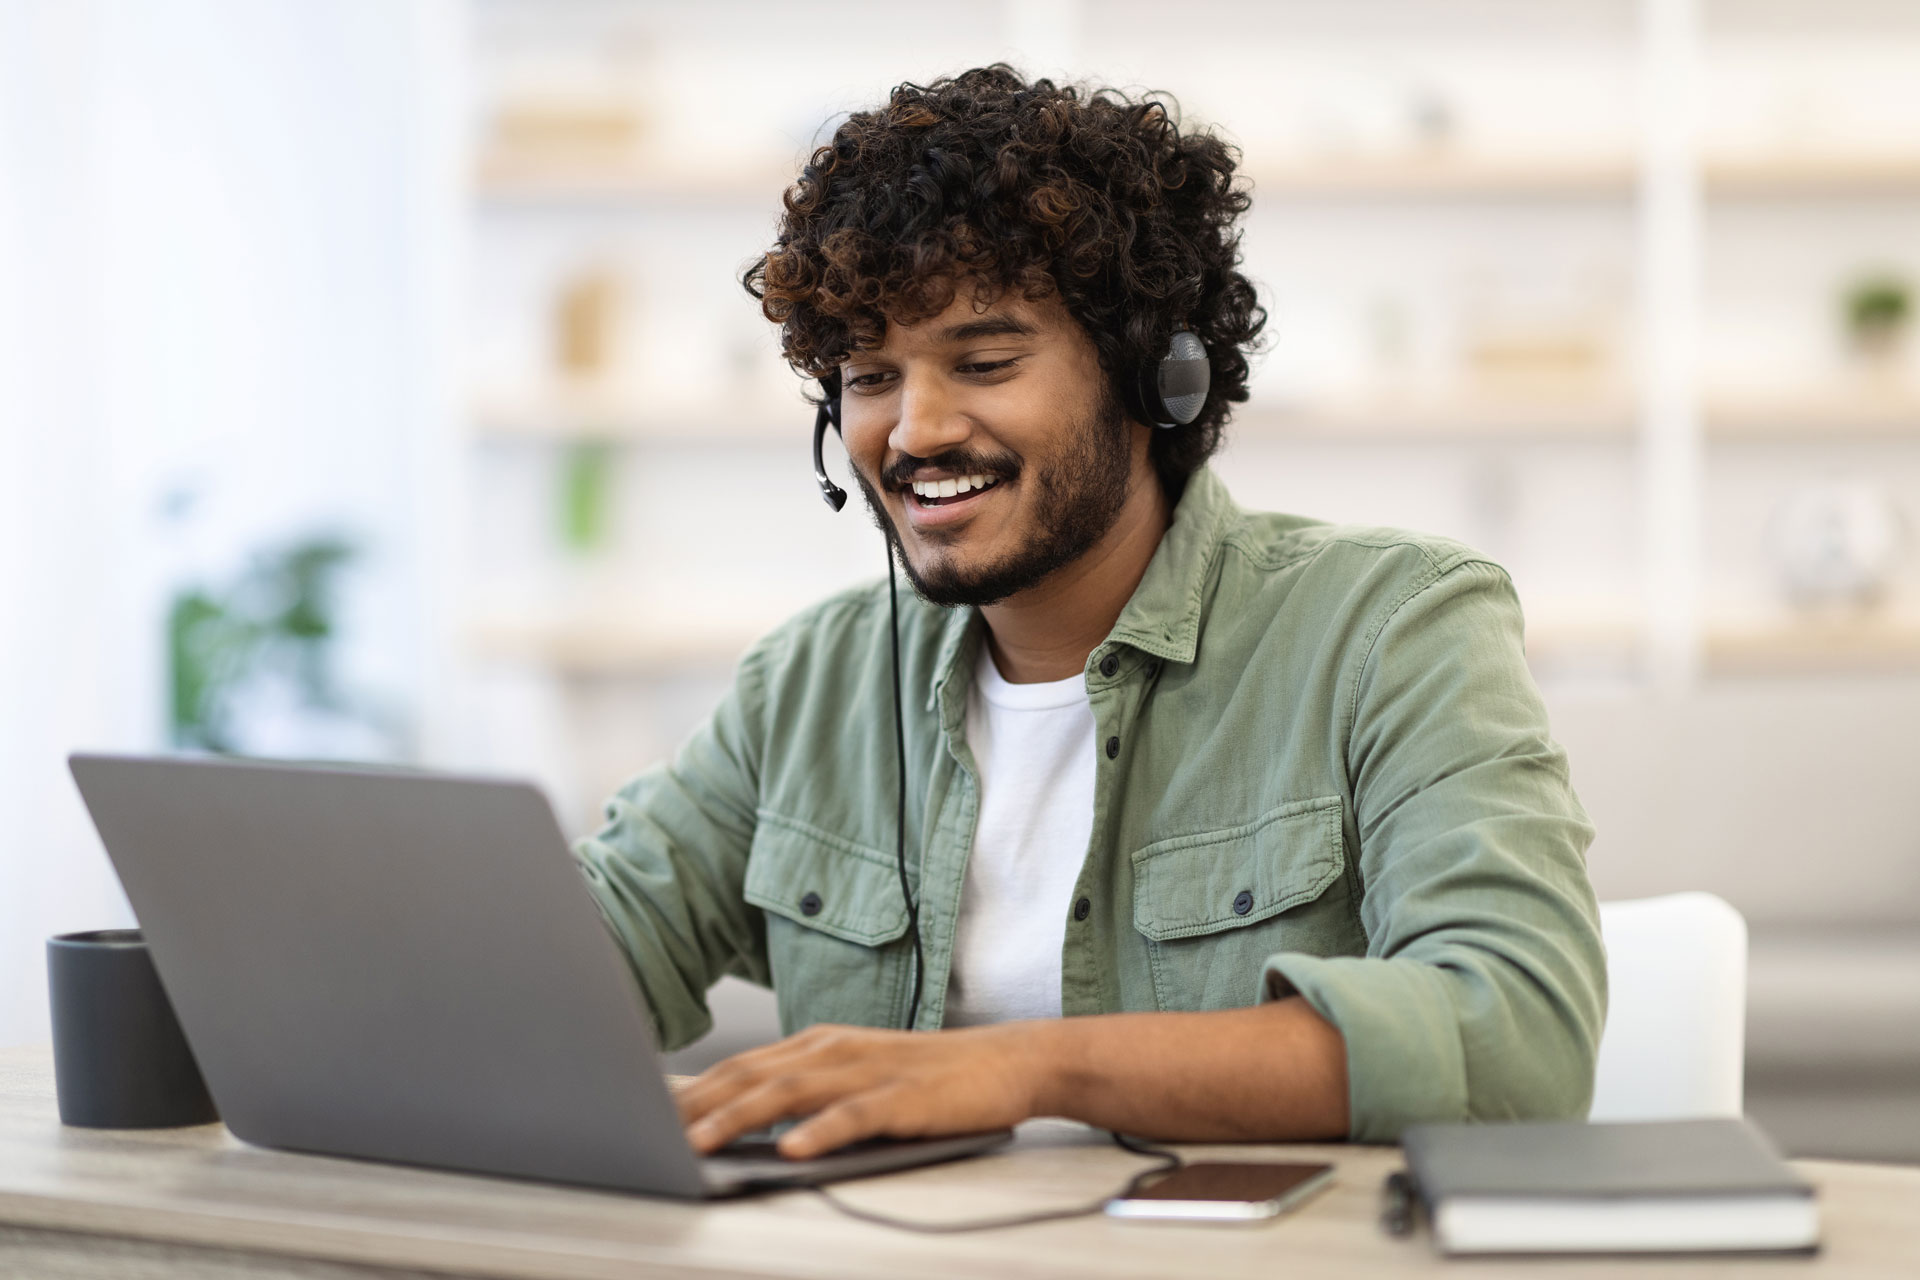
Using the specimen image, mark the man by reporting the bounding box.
[574,66,1606,1161]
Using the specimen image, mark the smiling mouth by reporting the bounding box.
[904,473,1003,508]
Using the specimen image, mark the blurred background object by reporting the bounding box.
[168,535,408,759]
[3,0,1918,1161]
[1768,482,1907,613]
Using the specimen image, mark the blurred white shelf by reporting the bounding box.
[474,153,794,205]
[1705,155,1920,197]
[471,395,1638,445]
[1237,398,1635,441]
[475,611,1920,678]
[478,390,1920,446]
[1246,155,1636,199]
[1705,618,1920,676]
[1705,391,1920,439]
[475,151,1920,207]
[1523,616,1644,670]
[468,612,768,675]
[473,151,1639,207]
[472,395,801,442]
[473,610,1649,678]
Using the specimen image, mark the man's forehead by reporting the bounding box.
[851,292,1056,355]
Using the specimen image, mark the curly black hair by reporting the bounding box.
[742,65,1265,496]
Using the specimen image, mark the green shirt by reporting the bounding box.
[574,467,1606,1141]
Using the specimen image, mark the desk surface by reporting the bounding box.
[1,1045,1916,1280]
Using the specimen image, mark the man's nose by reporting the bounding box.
[889,373,972,462]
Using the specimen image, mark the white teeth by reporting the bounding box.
[910,474,999,500]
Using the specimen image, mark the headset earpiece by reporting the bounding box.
[1137,329,1210,429]
[812,372,848,511]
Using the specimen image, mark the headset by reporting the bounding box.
[809,331,1210,1030]
[812,330,1211,512]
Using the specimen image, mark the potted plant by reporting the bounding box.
[1842,272,1912,377]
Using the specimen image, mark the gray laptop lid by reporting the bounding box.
[69,753,707,1198]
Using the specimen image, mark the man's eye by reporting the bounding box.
[958,359,1019,376]
[845,371,894,391]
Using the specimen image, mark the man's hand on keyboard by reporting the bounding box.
[676,1021,1049,1160]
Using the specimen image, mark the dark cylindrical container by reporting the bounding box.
[46,929,218,1128]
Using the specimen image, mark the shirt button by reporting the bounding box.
[1232,890,1254,916]
[1073,896,1091,922]
[1099,654,1119,678]
[1104,735,1120,759]
[800,891,823,917]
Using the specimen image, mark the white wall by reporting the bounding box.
[0,0,461,1048]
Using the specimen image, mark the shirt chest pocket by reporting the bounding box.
[1131,796,1359,1012]
[742,812,912,1035]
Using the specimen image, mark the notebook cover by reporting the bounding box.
[1401,1118,1813,1203]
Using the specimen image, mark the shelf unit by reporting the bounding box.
[465,0,1920,696]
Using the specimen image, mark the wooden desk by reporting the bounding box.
[2,1046,1915,1279]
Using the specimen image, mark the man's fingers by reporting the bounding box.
[683,1067,872,1154]
[676,1025,885,1126]
[677,1038,820,1124]
[776,1085,918,1161]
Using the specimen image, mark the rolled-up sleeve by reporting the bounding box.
[571,640,774,1052]
[1260,558,1606,1141]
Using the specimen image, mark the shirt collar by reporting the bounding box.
[923,465,1236,712]
[1103,465,1235,666]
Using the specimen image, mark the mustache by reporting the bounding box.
[880,448,1021,491]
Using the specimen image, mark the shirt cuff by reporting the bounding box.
[1261,951,1470,1143]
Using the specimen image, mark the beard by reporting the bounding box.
[854,385,1135,609]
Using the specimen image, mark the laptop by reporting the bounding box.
[67,752,1011,1197]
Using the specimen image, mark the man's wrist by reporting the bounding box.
[1012,1015,1090,1121]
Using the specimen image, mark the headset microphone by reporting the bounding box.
[812,374,847,511]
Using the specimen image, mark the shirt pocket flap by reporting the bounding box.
[1131,796,1346,943]
[743,812,910,947]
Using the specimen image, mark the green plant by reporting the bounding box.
[1844,274,1912,344]
[560,440,615,550]
[167,536,356,752]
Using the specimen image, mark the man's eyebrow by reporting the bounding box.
[936,315,1038,343]
[842,314,1038,360]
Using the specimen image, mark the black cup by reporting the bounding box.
[46,929,219,1128]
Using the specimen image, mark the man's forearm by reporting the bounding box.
[679,996,1350,1158]
[1026,997,1350,1141]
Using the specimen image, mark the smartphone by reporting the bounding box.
[1105,1161,1335,1222]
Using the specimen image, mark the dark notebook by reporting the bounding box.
[1399,1118,1819,1256]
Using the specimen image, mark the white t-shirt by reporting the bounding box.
[942,642,1096,1027]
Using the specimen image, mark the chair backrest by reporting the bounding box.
[1589,892,1747,1121]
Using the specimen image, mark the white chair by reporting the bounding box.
[1588,892,1747,1121]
